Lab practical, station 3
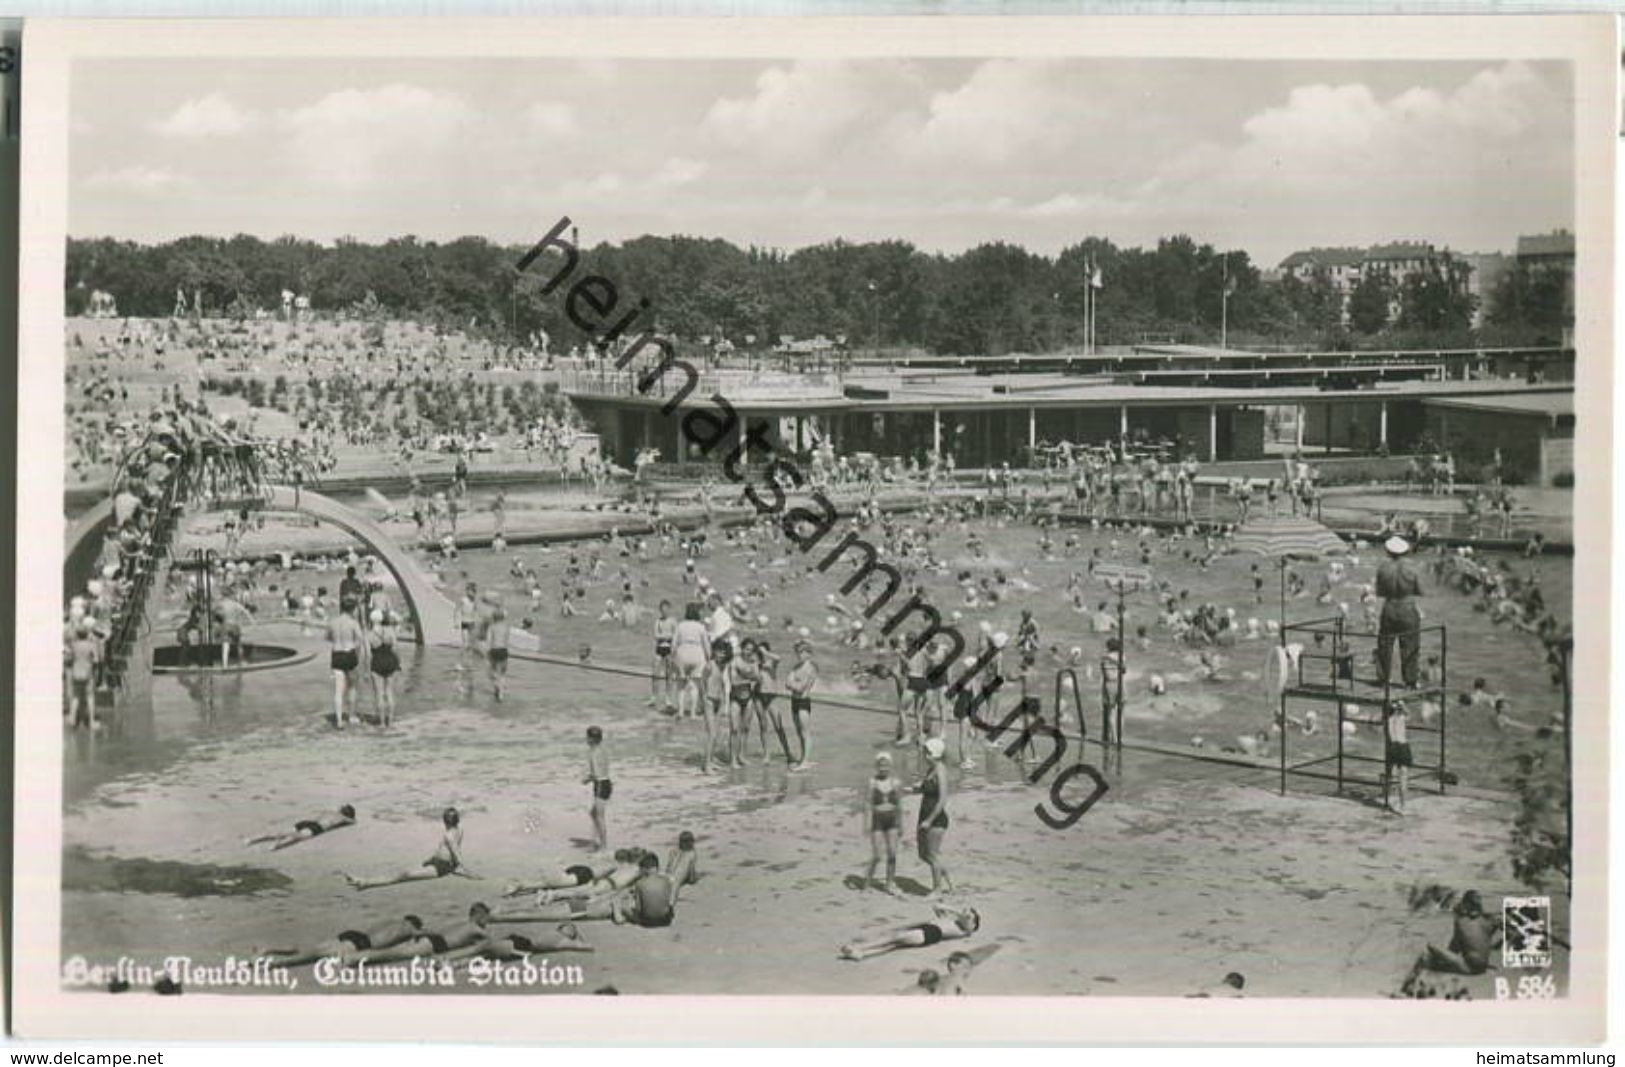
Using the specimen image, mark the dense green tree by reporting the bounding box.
[64,231,1563,353]
[1348,268,1396,335]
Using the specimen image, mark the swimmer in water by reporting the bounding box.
[244,804,356,850]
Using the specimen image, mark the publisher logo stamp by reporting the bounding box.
[1502,896,1553,969]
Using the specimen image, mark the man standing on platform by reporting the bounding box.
[1376,535,1423,689]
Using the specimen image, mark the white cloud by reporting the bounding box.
[83,165,196,193]
[1219,61,1563,193]
[525,101,577,138]
[702,60,919,163]
[152,93,255,138]
[554,157,705,206]
[902,59,1093,167]
[650,157,706,188]
[1003,192,1141,220]
[279,84,477,189]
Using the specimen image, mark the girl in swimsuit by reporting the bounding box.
[369,609,400,728]
[838,905,980,961]
[750,640,794,764]
[863,753,902,894]
[731,639,762,763]
[671,603,709,724]
[916,738,954,894]
[706,638,738,770]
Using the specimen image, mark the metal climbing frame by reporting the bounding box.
[1274,615,1449,808]
[1053,666,1091,756]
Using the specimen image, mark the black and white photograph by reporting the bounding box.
[11,15,1614,1043]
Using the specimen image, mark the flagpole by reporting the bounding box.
[1085,262,1093,356]
[1088,258,1096,356]
[1221,253,1229,351]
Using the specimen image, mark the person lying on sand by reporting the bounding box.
[256,913,425,967]
[245,805,356,851]
[513,844,646,902]
[343,807,471,890]
[491,854,677,928]
[501,858,614,898]
[344,902,496,964]
[838,905,981,961]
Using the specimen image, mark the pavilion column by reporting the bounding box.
[1028,407,1037,453]
[1379,401,1389,448]
[1119,405,1129,442]
[931,408,941,457]
[1208,404,1218,462]
[1294,404,1305,450]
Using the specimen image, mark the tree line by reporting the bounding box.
[65,231,1572,355]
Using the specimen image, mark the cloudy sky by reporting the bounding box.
[69,56,1572,265]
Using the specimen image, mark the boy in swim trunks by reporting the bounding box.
[651,600,676,711]
[256,914,425,968]
[245,804,356,850]
[493,854,676,927]
[495,849,644,914]
[486,605,511,702]
[585,727,611,852]
[348,902,493,964]
[1386,699,1412,815]
[343,807,464,890]
[501,859,609,898]
[785,642,818,768]
[838,905,981,961]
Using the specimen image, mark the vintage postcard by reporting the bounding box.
[11,15,1615,1043]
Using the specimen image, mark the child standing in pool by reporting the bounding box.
[585,726,611,852]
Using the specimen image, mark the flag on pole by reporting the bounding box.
[1090,264,1104,289]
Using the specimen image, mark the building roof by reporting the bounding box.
[1278,247,1365,270]
[1516,231,1575,259]
[574,372,1572,416]
[1363,242,1436,263]
[1424,392,1574,419]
